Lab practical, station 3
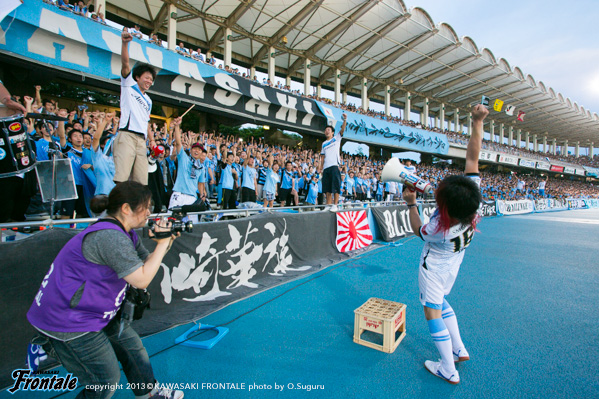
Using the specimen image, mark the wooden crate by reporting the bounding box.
[353,297,406,353]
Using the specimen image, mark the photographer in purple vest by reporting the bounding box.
[27,181,183,399]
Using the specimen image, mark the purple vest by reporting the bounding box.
[27,222,139,333]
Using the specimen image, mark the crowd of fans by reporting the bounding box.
[1,83,597,225]
[43,0,107,24]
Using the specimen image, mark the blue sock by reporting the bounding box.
[442,299,465,352]
[428,318,455,372]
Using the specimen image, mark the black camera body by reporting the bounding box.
[147,206,193,239]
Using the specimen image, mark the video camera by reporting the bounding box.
[147,206,193,239]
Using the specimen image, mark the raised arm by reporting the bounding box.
[171,117,183,155]
[464,104,489,175]
[23,96,34,114]
[121,29,133,78]
[338,113,348,137]
[34,86,42,111]
[92,113,112,151]
[56,109,68,149]
[82,109,90,132]
[318,154,324,174]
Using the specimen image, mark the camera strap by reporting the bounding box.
[94,217,127,233]
[94,218,137,242]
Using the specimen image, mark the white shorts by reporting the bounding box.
[168,192,197,210]
[418,264,459,309]
[264,191,275,201]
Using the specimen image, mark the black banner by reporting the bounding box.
[152,73,327,134]
[0,211,362,388]
[371,204,436,242]
[480,200,497,217]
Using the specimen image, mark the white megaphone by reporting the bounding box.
[381,157,433,195]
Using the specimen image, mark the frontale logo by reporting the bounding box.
[8,369,78,394]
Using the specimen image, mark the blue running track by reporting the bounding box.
[3,209,599,399]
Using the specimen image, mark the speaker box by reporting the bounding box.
[35,159,78,202]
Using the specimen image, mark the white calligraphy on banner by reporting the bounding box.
[534,199,568,212]
[567,198,589,210]
[159,220,311,303]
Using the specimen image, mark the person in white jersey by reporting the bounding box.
[538,175,548,197]
[516,175,526,193]
[404,159,416,174]
[114,28,158,185]
[404,104,489,385]
[318,113,347,211]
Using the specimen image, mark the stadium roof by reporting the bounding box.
[106,0,599,146]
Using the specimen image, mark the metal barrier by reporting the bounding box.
[0,200,437,231]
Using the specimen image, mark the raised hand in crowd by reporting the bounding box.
[23,96,34,113]
[33,85,43,110]
[54,108,69,149]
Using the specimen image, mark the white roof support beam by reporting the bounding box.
[415,64,497,101]
[371,43,459,95]
[287,0,381,74]
[252,0,325,65]
[404,54,481,92]
[344,29,437,90]
[208,0,257,51]
[318,14,410,85]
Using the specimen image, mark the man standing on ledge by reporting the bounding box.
[114,28,157,185]
[318,113,347,211]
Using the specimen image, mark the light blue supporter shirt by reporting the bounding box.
[172,148,200,197]
[64,147,90,186]
[92,141,116,196]
[345,177,355,196]
[281,169,294,189]
[221,164,235,190]
[263,168,280,194]
[242,165,257,190]
[306,180,319,205]
[34,136,61,161]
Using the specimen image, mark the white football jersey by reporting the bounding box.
[404,165,416,174]
[418,175,481,273]
[119,73,152,136]
[320,133,342,169]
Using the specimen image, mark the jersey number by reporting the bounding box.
[450,227,474,253]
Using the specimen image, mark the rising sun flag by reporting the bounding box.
[336,210,373,252]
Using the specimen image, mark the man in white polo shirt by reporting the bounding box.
[114,28,157,185]
[318,113,347,211]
